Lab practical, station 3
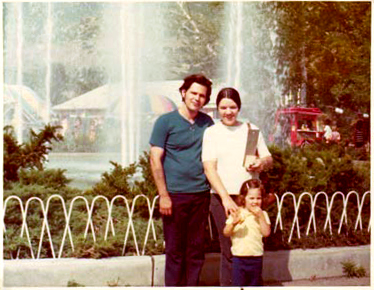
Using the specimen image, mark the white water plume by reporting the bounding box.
[16,3,24,143]
[222,2,279,135]
[44,2,52,123]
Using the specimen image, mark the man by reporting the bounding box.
[149,74,214,286]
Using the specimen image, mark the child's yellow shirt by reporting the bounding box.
[226,208,270,256]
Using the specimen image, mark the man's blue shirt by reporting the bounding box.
[150,110,214,193]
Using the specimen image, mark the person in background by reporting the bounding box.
[301,123,309,131]
[331,124,341,144]
[202,87,272,286]
[149,74,214,286]
[223,179,271,286]
[274,121,283,147]
[60,114,69,137]
[73,117,82,142]
[323,118,332,143]
[353,114,365,148]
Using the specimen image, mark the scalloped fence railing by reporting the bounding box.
[3,191,370,259]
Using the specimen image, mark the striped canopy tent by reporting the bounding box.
[3,84,47,129]
[52,83,178,118]
[52,84,117,116]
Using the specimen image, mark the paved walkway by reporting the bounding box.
[265,276,370,286]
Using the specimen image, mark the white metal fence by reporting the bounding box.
[3,191,370,259]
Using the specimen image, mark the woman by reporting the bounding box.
[202,87,272,286]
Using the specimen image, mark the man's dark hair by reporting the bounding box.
[179,74,212,105]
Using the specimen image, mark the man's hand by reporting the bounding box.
[159,195,172,216]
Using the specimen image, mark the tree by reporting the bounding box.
[266,2,370,113]
[163,2,225,79]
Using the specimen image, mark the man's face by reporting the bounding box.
[181,82,208,113]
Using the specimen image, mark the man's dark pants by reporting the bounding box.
[162,191,210,286]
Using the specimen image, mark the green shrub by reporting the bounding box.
[261,143,369,195]
[264,228,370,251]
[3,125,63,184]
[4,180,80,202]
[3,166,163,259]
[84,151,158,219]
[258,144,370,251]
[19,168,71,189]
[67,280,85,287]
[3,181,83,259]
[86,161,137,200]
[341,260,367,278]
[3,143,370,259]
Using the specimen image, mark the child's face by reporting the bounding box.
[245,188,262,210]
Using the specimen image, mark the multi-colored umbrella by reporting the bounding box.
[52,83,178,117]
[139,94,177,115]
[3,84,47,127]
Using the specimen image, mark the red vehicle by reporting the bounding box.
[270,107,325,147]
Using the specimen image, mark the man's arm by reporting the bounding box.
[150,145,172,216]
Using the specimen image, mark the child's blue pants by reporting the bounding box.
[232,256,263,286]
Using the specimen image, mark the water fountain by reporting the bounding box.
[3,2,279,188]
[225,1,243,90]
[98,2,172,165]
[44,2,53,124]
[16,3,24,144]
[221,2,279,133]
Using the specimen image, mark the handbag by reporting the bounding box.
[244,123,276,209]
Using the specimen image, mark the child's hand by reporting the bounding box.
[248,205,263,217]
[224,211,244,237]
[231,211,244,225]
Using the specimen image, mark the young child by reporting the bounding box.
[223,179,271,286]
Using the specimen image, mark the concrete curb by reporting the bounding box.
[4,256,153,287]
[3,245,370,287]
[262,245,370,283]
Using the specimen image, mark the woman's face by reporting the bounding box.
[218,98,240,126]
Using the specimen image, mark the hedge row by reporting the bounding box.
[3,126,370,258]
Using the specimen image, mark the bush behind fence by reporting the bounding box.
[3,191,370,259]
